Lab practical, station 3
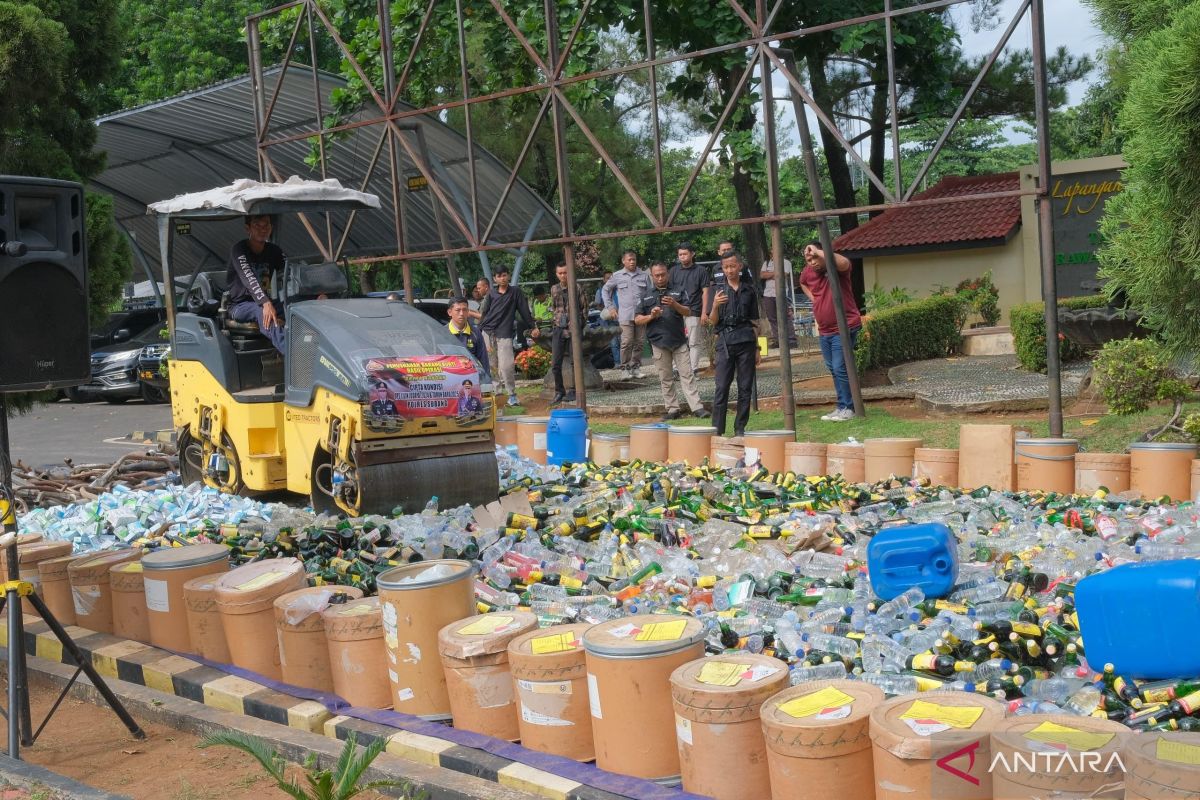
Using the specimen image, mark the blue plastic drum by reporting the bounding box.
[546,408,589,466]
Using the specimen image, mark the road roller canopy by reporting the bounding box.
[147,177,380,220]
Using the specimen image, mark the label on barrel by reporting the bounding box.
[675,714,693,745]
[522,703,572,727]
[530,632,578,654]
[235,570,287,592]
[1157,738,1200,766]
[144,578,169,613]
[587,673,602,719]
[697,661,750,687]
[1024,722,1114,752]
[518,679,571,696]
[534,433,547,451]
[457,615,516,636]
[72,584,100,616]
[900,700,983,737]
[635,619,687,642]
[779,686,855,719]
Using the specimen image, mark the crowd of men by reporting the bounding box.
[440,239,862,435]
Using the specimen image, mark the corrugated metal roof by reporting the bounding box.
[95,65,559,277]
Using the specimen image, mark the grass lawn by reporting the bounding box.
[588,401,1199,454]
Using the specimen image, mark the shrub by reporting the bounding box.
[854,294,968,371]
[1093,338,1188,415]
[514,346,550,379]
[1010,295,1109,372]
[864,284,914,313]
[955,272,1001,327]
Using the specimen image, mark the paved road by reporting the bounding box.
[5,398,173,468]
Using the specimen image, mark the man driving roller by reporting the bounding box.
[228,213,286,355]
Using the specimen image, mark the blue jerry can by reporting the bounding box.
[1076,559,1200,679]
[867,522,960,601]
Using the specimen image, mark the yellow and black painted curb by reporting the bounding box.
[1,615,626,800]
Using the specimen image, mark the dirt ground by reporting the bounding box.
[0,678,391,800]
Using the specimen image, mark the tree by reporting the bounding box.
[0,1,131,415]
[98,0,272,113]
[1092,0,1200,355]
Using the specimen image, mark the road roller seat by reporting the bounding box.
[218,291,278,354]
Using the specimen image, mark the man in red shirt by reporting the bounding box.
[799,240,861,421]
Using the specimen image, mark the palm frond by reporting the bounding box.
[331,732,358,788]
[198,731,287,783]
[335,735,388,797]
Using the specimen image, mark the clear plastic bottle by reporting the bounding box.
[859,672,924,695]
[801,632,859,659]
[1062,685,1103,716]
[875,587,925,620]
[1022,677,1088,705]
[789,662,848,685]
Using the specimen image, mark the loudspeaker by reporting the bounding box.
[0,177,89,391]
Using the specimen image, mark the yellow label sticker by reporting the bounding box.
[778,686,855,719]
[236,570,286,592]
[1024,722,1114,752]
[530,633,578,654]
[900,700,984,730]
[117,562,144,573]
[457,615,514,636]
[696,662,750,687]
[338,603,377,616]
[1157,738,1200,766]
[635,619,688,642]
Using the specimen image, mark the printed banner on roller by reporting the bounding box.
[363,355,491,433]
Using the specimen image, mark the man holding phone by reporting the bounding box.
[635,262,708,420]
[799,240,861,421]
[705,251,760,436]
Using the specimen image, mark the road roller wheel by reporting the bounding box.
[177,428,204,487]
[310,445,343,516]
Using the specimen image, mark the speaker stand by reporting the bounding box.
[0,394,145,757]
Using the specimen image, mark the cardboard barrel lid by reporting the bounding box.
[0,533,44,565]
[439,611,538,661]
[38,554,82,581]
[142,543,229,572]
[109,560,145,592]
[275,585,365,633]
[67,549,141,581]
[1124,732,1200,796]
[870,691,1006,760]
[377,559,474,591]
[990,713,1128,792]
[761,679,884,759]
[669,426,717,437]
[17,541,72,567]
[670,653,789,723]
[583,614,705,659]
[508,622,592,679]
[214,558,307,614]
[183,574,222,613]
[322,596,384,642]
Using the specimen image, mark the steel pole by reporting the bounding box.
[378,0,412,302]
[545,0,587,409]
[760,39,796,431]
[779,48,864,417]
[1030,0,1062,436]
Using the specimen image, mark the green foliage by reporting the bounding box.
[854,294,968,372]
[1009,295,1109,372]
[1094,2,1200,358]
[99,1,271,112]
[1093,338,1184,415]
[953,272,1001,327]
[864,284,914,313]
[198,730,414,800]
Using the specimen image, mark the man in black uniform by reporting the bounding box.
[227,214,286,354]
[705,251,761,436]
[636,262,708,420]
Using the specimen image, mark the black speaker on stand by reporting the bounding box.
[0,175,144,757]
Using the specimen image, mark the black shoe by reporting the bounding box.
[551,392,565,404]
[693,408,710,419]
[663,409,683,421]
[564,390,576,402]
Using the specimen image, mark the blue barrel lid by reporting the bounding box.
[549,408,586,419]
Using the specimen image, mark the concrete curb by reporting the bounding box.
[1,616,647,800]
[0,754,130,800]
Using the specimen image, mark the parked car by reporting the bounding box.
[136,342,171,403]
[72,322,169,403]
[90,307,167,349]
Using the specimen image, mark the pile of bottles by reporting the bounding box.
[18,451,1200,728]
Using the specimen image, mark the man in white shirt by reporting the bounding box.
[760,256,796,347]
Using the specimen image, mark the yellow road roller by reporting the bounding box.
[149,180,499,515]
